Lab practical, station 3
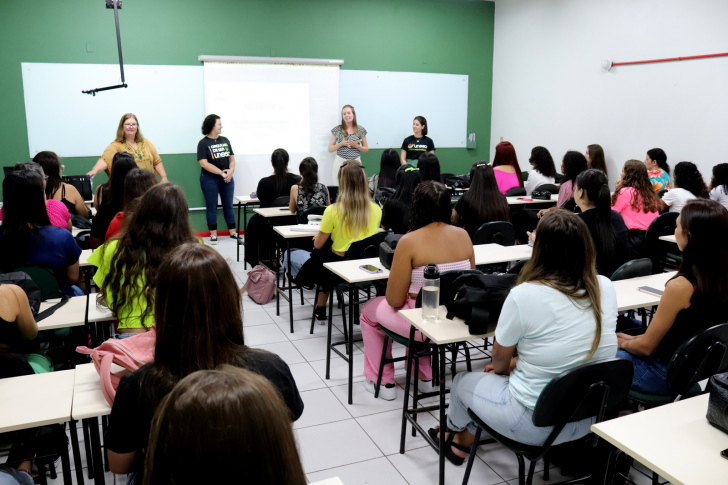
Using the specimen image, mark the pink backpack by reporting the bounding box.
[241,265,276,304]
[76,328,156,406]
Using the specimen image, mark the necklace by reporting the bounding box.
[124,139,144,160]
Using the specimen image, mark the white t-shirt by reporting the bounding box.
[710,186,728,211]
[661,187,696,213]
[495,276,618,409]
[524,170,555,196]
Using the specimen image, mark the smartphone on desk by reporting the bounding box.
[359,264,383,274]
[637,286,664,297]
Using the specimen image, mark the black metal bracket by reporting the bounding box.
[82,0,127,95]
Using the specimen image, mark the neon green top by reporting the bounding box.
[319,201,382,252]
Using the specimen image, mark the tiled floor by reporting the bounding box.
[41,237,663,484]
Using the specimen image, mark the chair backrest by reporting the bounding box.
[297,206,327,224]
[3,166,15,177]
[610,258,653,281]
[505,186,526,197]
[473,221,515,246]
[506,259,528,275]
[271,196,290,207]
[13,266,63,301]
[532,358,634,427]
[62,174,93,201]
[666,323,728,396]
[534,183,560,194]
[645,212,679,273]
[554,173,565,184]
[440,173,455,184]
[345,232,388,260]
[328,186,339,203]
[415,268,483,308]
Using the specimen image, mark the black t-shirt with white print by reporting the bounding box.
[401,135,435,162]
[197,136,234,174]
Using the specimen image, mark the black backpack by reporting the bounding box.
[445,273,518,335]
[0,271,69,321]
[378,234,404,270]
[444,175,471,190]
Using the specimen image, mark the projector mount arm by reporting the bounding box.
[82,0,127,96]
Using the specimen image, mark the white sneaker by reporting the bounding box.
[417,379,435,395]
[363,378,396,401]
[209,235,218,245]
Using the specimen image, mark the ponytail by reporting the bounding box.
[271,148,289,191]
[576,169,618,260]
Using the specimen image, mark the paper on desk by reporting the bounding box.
[290,224,321,232]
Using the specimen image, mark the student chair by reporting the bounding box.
[473,221,515,273]
[644,212,679,273]
[533,183,559,194]
[297,205,327,224]
[440,173,455,184]
[610,258,653,281]
[13,266,64,301]
[507,259,528,275]
[328,185,339,203]
[271,195,290,207]
[462,358,634,485]
[505,187,526,197]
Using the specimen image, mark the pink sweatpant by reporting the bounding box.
[360,296,432,385]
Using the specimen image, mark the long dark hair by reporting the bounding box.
[377,149,399,189]
[383,165,422,232]
[0,171,50,271]
[492,141,524,186]
[675,199,728,307]
[298,157,319,195]
[410,181,452,231]
[673,162,708,198]
[418,153,441,183]
[519,210,603,359]
[143,367,306,485]
[587,144,607,175]
[562,151,589,185]
[32,151,62,200]
[122,169,158,213]
[612,160,659,213]
[575,169,618,264]
[712,163,728,196]
[461,162,510,223]
[99,184,198,327]
[271,148,290,191]
[647,148,670,174]
[529,146,556,178]
[107,152,137,210]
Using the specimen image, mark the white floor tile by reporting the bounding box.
[293,335,362,363]
[387,445,505,485]
[306,456,408,485]
[357,409,438,455]
[293,388,352,429]
[244,324,289,346]
[475,442,545,482]
[243,308,276,326]
[255,341,306,365]
[329,381,405,417]
[276,321,343,341]
[309,352,366,389]
[268,304,317,324]
[288,362,328,391]
[294,420,382,474]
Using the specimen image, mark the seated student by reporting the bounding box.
[143,367,306,485]
[709,163,728,211]
[106,243,303,482]
[90,152,137,248]
[573,169,630,277]
[88,183,199,335]
[0,284,45,377]
[585,144,608,176]
[33,151,89,219]
[381,165,422,234]
[0,162,71,231]
[256,148,302,208]
[644,148,672,192]
[369,148,399,197]
[361,182,474,400]
[418,152,441,184]
[105,168,158,240]
[612,160,660,257]
[524,146,556,195]
[555,150,589,208]
[289,157,329,214]
[492,141,524,194]
[452,163,510,239]
[617,199,728,394]
[431,210,618,464]
[659,161,708,213]
[0,171,82,297]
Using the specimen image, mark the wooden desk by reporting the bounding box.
[613,271,675,312]
[79,248,93,267]
[324,257,390,284]
[660,234,677,243]
[253,206,294,218]
[235,195,260,264]
[592,394,728,485]
[506,194,558,205]
[37,294,114,331]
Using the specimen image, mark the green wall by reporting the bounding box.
[0,0,494,231]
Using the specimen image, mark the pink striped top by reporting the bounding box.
[408,259,472,295]
[0,199,71,230]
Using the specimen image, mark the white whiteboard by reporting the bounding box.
[22,63,204,157]
[339,70,468,149]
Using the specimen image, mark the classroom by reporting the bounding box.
[1,1,728,484]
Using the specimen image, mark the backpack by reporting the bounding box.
[0,271,69,321]
[374,186,395,206]
[378,234,404,270]
[445,273,518,335]
[444,174,471,190]
[241,265,276,304]
[76,328,156,406]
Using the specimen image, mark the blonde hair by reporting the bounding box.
[336,161,370,239]
[115,113,144,144]
[338,105,360,138]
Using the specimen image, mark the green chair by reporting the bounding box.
[13,266,64,301]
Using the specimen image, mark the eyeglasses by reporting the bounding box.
[123,123,138,127]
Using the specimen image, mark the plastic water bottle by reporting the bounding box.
[422,265,440,322]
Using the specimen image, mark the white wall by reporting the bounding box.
[491,0,728,186]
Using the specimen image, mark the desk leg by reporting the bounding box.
[400,326,416,454]
[87,417,106,485]
[69,420,85,485]
[82,420,93,479]
[59,433,72,485]
[348,284,355,405]
[243,205,250,269]
[236,200,241,263]
[438,345,447,485]
[287,240,294,333]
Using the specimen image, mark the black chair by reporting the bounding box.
[462,358,634,485]
[610,258,653,281]
[296,205,326,224]
[534,183,559,194]
[62,174,93,202]
[507,259,528,275]
[554,173,565,184]
[3,166,15,177]
[644,212,679,273]
[271,195,290,207]
[440,173,455,184]
[328,185,339,203]
[472,221,515,246]
[505,187,526,197]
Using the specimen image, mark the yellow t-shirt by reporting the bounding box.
[101,138,162,174]
[87,240,153,329]
[319,201,382,252]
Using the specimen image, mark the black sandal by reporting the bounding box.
[427,427,470,466]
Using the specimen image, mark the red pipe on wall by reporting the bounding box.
[612,52,728,67]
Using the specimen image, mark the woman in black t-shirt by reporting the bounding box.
[106,244,303,483]
[400,116,435,167]
[256,148,302,208]
[197,114,240,245]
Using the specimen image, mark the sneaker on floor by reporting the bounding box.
[315,306,327,325]
[363,378,396,401]
[209,235,218,245]
[417,379,435,395]
[229,233,244,244]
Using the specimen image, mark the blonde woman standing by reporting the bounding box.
[328,105,369,182]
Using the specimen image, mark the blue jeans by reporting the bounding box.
[0,468,34,485]
[283,249,311,278]
[446,372,595,446]
[616,350,672,395]
[200,170,236,231]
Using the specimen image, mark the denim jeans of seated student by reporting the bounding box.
[200,170,236,231]
[283,249,312,278]
[0,467,34,485]
[115,333,139,339]
[446,372,594,446]
[616,350,672,395]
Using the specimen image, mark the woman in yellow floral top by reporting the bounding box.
[87,113,168,182]
[644,148,672,192]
